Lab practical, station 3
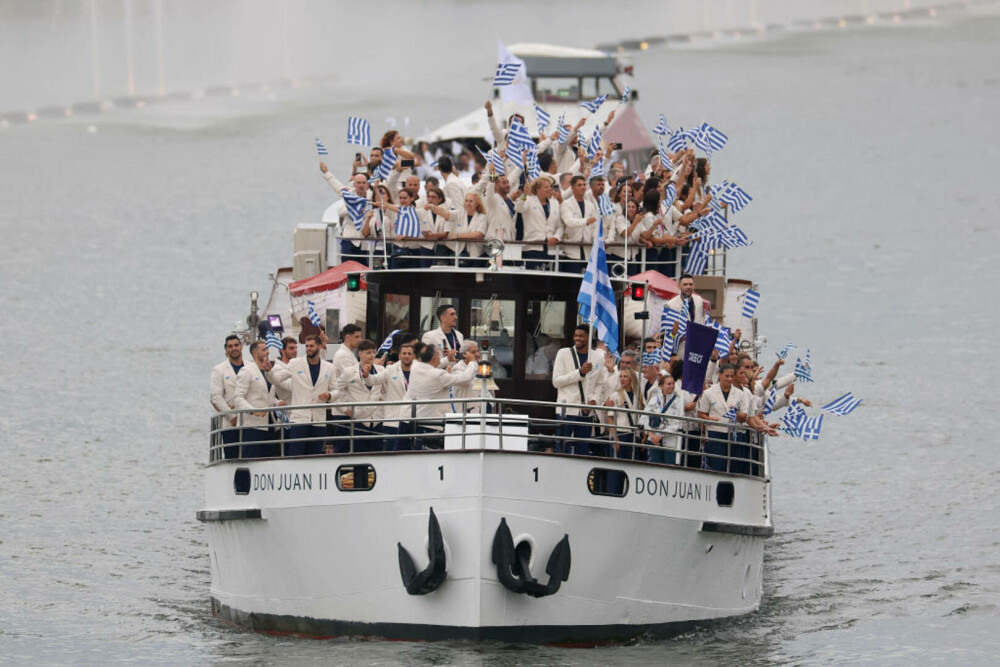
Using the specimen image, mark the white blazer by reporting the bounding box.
[422,327,465,354]
[407,360,478,420]
[666,293,709,324]
[640,389,685,451]
[335,362,384,424]
[210,360,244,419]
[366,361,413,426]
[559,196,599,260]
[442,173,468,212]
[444,210,488,257]
[552,346,607,416]
[514,195,561,252]
[270,357,338,425]
[234,361,278,429]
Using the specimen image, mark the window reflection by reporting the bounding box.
[471,296,516,379]
[524,299,566,379]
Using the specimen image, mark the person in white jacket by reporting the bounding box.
[320,162,370,263]
[514,175,561,270]
[210,334,245,459]
[333,339,385,453]
[234,340,284,458]
[364,342,417,450]
[552,325,608,455]
[269,335,338,456]
[559,175,599,273]
[407,344,478,449]
[641,374,686,465]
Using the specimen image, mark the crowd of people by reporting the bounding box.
[210,288,810,475]
[322,101,717,276]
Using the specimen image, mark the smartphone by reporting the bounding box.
[355,153,363,161]
[400,159,415,168]
[609,142,623,150]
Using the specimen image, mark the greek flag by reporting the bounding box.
[372,147,396,181]
[667,127,688,153]
[780,402,807,437]
[535,104,550,134]
[721,225,752,249]
[577,218,620,355]
[763,387,777,416]
[492,62,522,86]
[694,122,728,153]
[794,351,814,383]
[642,351,659,367]
[378,329,402,353]
[476,146,506,175]
[658,339,674,361]
[315,138,328,156]
[557,114,570,144]
[506,118,535,155]
[719,183,752,213]
[265,330,283,352]
[664,182,676,204]
[652,114,671,136]
[707,181,729,213]
[801,414,823,441]
[341,189,371,230]
[346,117,371,146]
[777,342,796,359]
[684,239,709,275]
[589,158,605,180]
[394,205,420,238]
[741,289,760,319]
[597,193,616,218]
[660,306,687,339]
[658,141,673,171]
[722,405,738,424]
[307,301,322,327]
[579,94,608,113]
[620,86,632,104]
[525,144,541,179]
[587,126,602,159]
[821,392,863,416]
[714,326,733,357]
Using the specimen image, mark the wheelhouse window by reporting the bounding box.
[419,295,458,334]
[534,77,581,103]
[580,76,619,99]
[470,296,516,379]
[524,299,567,379]
[384,293,411,336]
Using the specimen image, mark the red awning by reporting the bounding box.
[628,270,680,300]
[288,260,370,297]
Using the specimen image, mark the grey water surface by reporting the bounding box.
[1,2,998,665]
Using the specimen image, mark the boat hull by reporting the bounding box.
[200,451,770,644]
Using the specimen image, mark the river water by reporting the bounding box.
[1,2,998,665]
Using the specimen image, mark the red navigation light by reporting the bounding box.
[631,285,646,301]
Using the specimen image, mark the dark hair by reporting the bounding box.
[669,359,683,380]
[357,339,377,352]
[379,130,398,149]
[471,172,481,185]
[340,323,361,339]
[412,341,427,358]
[305,334,322,346]
[574,324,589,336]
[538,151,554,172]
[695,157,709,183]
[224,334,240,346]
[644,176,660,191]
[249,340,265,355]
[436,303,455,319]
[281,336,296,348]
[425,186,446,204]
[437,155,453,174]
[642,189,660,214]
[679,273,694,282]
[371,146,384,157]
[570,175,586,187]
[642,337,655,345]
[425,176,440,188]
[718,363,736,375]
[398,342,415,353]
[391,330,415,351]
[419,345,437,363]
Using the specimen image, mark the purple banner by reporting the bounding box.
[682,322,719,395]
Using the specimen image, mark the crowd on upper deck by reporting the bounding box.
[321,100,717,277]
[211,285,809,475]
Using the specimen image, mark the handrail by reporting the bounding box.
[209,396,767,478]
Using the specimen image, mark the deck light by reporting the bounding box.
[346,274,361,291]
[631,284,645,301]
[476,360,493,379]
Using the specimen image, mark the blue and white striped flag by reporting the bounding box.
[696,122,728,152]
[394,205,420,238]
[556,114,569,144]
[535,104,551,134]
[378,329,402,353]
[801,414,823,441]
[658,340,674,362]
[763,387,777,416]
[341,189,371,230]
[642,351,659,367]
[315,137,328,156]
[667,127,688,153]
[657,141,673,171]
[492,62,522,86]
[586,126,602,159]
[684,239,709,275]
[346,117,371,146]
[652,114,671,136]
[265,330,283,352]
[821,392,863,416]
[780,402,807,436]
[577,218,620,354]
[476,146,506,175]
[307,300,323,327]
[506,118,535,155]
[620,86,632,104]
[597,193,616,218]
[719,183,752,213]
[741,289,760,319]
[722,405,738,423]
[660,306,687,339]
[664,182,676,204]
[525,144,541,180]
[721,224,752,249]
[579,94,608,113]
[589,158,605,180]
[776,342,795,359]
[372,147,396,181]
[794,351,814,383]
[714,326,733,357]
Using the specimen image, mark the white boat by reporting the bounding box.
[198,43,772,645]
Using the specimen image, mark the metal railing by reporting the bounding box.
[209,397,767,478]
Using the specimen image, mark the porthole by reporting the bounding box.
[587,468,629,497]
[233,468,251,495]
[336,464,376,491]
[716,481,734,507]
